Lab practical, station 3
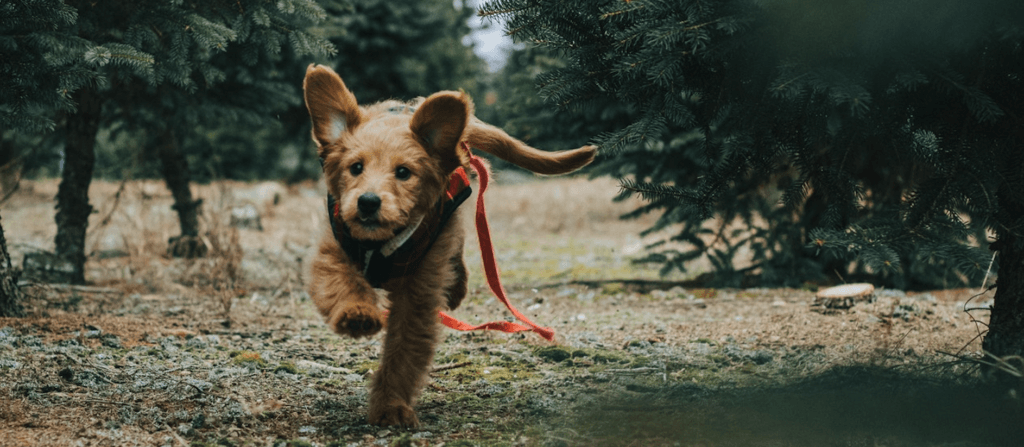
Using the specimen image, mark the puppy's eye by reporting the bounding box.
[349,162,363,176]
[395,166,412,180]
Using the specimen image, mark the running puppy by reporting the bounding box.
[303,64,595,427]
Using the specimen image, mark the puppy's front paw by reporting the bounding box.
[329,303,384,338]
[368,401,419,427]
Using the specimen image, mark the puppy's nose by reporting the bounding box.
[357,193,382,215]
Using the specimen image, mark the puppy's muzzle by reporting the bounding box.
[357,192,382,221]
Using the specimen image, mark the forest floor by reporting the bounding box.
[0,174,1020,447]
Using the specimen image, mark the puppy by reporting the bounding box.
[303,64,595,427]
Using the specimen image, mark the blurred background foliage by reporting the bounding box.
[480,0,1024,294]
[6,0,487,183]
[6,0,1023,293]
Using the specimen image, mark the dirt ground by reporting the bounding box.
[1,174,1020,447]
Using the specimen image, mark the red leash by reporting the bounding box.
[381,144,554,340]
[435,143,555,341]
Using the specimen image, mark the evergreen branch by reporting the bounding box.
[925,65,1005,123]
[477,2,534,19]
[478,8,522,18]
[84,44,156,75]
[619,178,697,203]
[682,19,721,32]
[599,4,647,21]
[771,72,810,94]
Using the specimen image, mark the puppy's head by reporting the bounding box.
[304,64,471,241]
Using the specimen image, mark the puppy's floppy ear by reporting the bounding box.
[303,64,363,152]
[410,91,471,173]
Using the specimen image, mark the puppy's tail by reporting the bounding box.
[465,118,597,175]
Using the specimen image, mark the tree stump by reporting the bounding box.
[813,283,875,310]
[0,215,23,317]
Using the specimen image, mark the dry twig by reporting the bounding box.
[432,361,472,373]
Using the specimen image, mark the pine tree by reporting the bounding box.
[3,0,337,276]
[178,0,486,183]
[78,0,335,258]
[1,0,98,304]
[481,0,1024,361]
[1,0,91,134]
[5,0,484,283]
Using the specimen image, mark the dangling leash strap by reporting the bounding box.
[436,142,555,341]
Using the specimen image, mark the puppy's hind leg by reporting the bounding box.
[445,253,468,311]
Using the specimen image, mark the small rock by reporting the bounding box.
[185,336,207,349]
[230,204,263,230]
[21,252,77,283]
[294,359,352,375]
[877,288,906,298]
[909,293,937,303]
[177,423,193,436]
[0,327,15,347]
[748,350,774,365]
[892,303,920,321]
[185,378,213,392]
[101,334,122,349]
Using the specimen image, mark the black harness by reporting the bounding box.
[325,179,472,288]
[318,104,472,287]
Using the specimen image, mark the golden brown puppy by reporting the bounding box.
[303,64,595,427]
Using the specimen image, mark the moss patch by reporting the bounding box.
[274,361,299,374]
[230,350,267,368]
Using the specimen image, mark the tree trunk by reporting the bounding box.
[158,129,201,237]
[982,183,1024,366]
[54,88,101,284]
[0,214,24,317]
[158,129,206,258]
